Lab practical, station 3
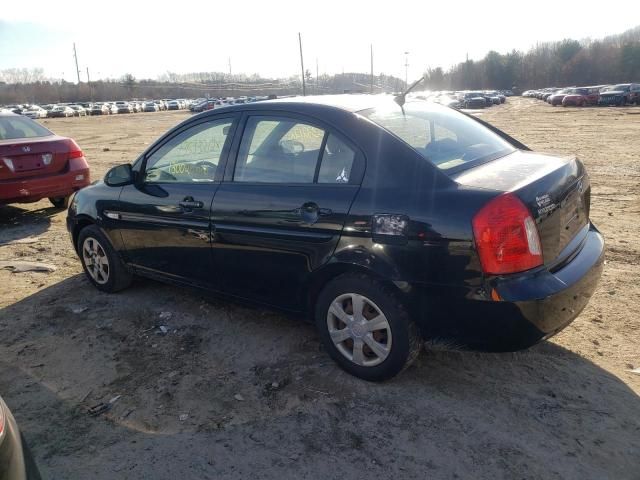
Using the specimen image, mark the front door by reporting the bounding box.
[114,115,237,287]
[211,114,364,310]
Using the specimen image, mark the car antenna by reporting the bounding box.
[394,75,427,111]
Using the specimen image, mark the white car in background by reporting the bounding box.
[22,105,48,119]
[69,105,88,116]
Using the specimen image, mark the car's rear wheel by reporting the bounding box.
[77,225,132,293]
[49,196,69,209]
[315,274,421,381]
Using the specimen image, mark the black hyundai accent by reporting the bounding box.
[67,94,604,381]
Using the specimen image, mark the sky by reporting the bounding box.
[0,0,638,83]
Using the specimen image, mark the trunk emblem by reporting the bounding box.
[22,146,31,153]
[42,153,53,165]
[577,180,584,194]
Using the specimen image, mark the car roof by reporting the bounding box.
[257,94,386,113]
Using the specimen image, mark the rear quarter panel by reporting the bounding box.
[326,123,495,294]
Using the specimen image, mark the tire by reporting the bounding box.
[49,196,70,209]
[314,274,421,381]
[77,225,132,293]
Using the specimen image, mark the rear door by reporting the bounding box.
[211,113,364,310]
[114,115,238,286]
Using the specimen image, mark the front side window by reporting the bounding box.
[234,117,325,183]
[144,118,233,183]
[359,101,514,172]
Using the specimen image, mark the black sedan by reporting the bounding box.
[460,92,487,109]
[67,95,604,381]
[0,396,41,479]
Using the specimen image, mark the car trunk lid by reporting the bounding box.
[0,135,70,181]
[452,150,590,265]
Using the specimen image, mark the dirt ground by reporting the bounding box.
[1,98,639,479]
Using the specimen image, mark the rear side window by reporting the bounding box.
[234,117,325,183]
[318,134,356,184]
[0,116,52,140]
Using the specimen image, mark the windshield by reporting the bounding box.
[0,115,52,140]
[359,101,515,171]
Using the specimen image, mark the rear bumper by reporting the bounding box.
[410,223,604,351]
[0,158,90,204]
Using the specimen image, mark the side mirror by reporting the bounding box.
[104,163,134,187]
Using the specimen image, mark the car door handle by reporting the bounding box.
[301,202,319,214]
[179,197,203,210]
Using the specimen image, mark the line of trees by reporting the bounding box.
[425,25,640,91]
[0,69,403,105]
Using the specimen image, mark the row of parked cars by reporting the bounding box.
[523,84,640,106]
[188,95,271,112]
[414,90,513,110]
[1,98,196,119]
[2,96,276,120]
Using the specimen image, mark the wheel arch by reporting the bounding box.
[72,215,96,253]
[302,260,404,318]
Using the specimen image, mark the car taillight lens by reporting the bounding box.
[2,157,15,172]
[64,139,84,159]
[472,193,543,275]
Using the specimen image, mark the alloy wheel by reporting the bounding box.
[82,237,110,285]
[327,293,392,367]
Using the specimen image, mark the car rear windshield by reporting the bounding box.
[359,101,515,172]
[0,116,52,140]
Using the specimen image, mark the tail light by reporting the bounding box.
[64,139,84,159]
[2,157,15,172]
[472,193,543,275]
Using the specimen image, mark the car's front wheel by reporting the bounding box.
[77,225,132,293]
[315,274,421,381]
[49,196,69,209]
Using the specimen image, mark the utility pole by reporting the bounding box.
[316,57,319,95]
[370,44,374,94]
[227,57,233,98]
[73,43,81,84]
[298,33,306,96]
[404,51,409,88]
[86,67,92,101]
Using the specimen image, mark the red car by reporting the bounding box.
[547,88,571,106]
[0,112,90,208]
[562,86,601,107]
